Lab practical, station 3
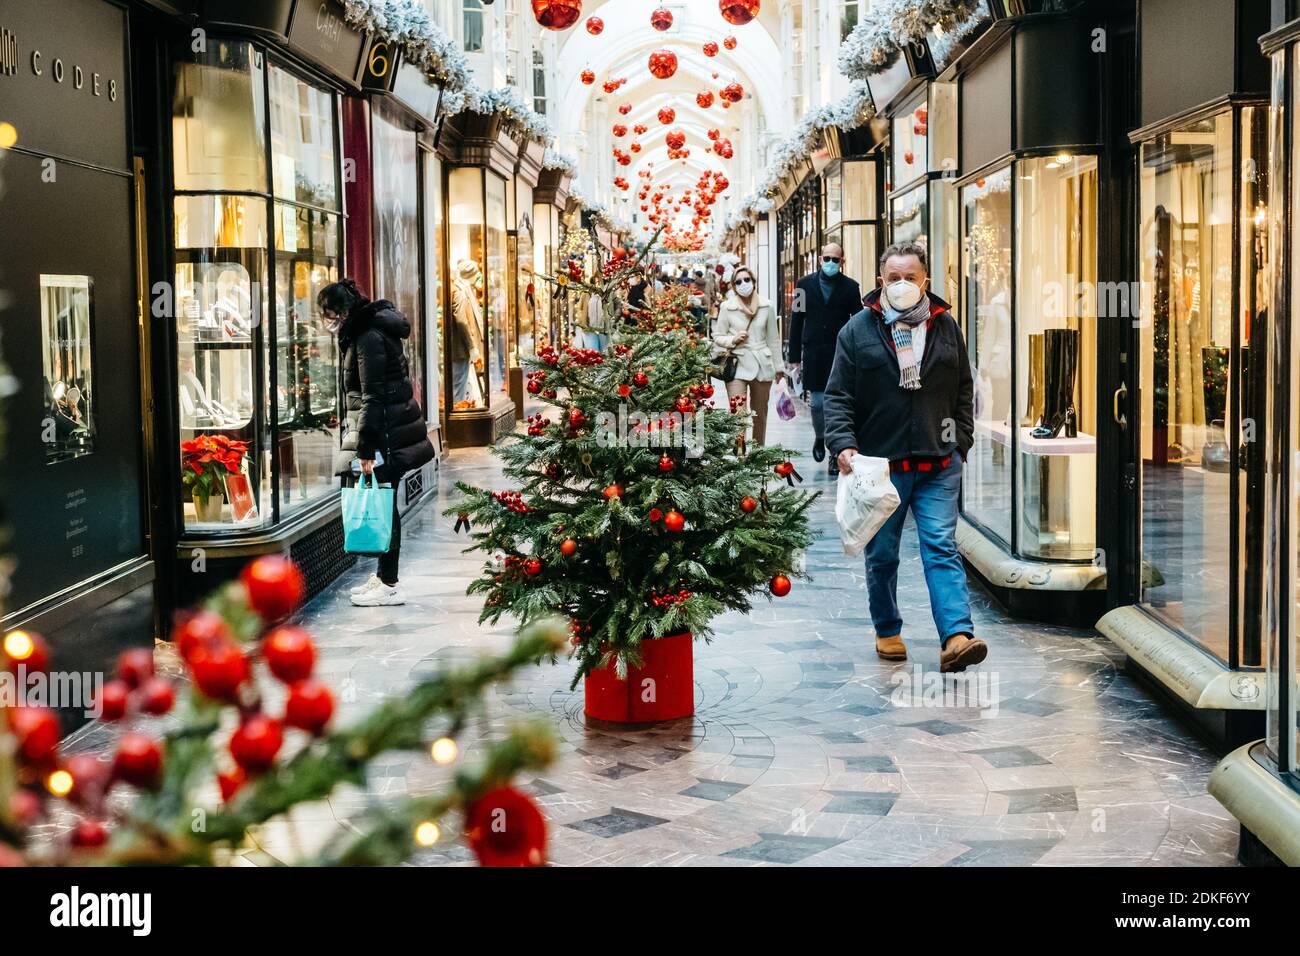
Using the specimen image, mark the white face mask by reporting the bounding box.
[734,280,755,297]
[884,279,924,311]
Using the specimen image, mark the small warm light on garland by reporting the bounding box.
[414,821,441,847]
[431,737,458,764]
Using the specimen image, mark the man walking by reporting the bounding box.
[824,241,987,673]
[788,242,862,476]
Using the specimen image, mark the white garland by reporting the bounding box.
[543,148,579,177]
[837,0,986,80]
[341,0,472,91]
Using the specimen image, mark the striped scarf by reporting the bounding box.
[883,296,931,391]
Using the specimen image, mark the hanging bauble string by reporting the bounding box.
[585,15,603,34]
[648,49,678,79]
[650,6,673,30]
[719,0,759,25]
[532,0,582,31]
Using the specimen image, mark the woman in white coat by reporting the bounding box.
[712,265,786,445]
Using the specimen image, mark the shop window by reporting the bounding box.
[840,0,861,40]
[371,112,423,412]
[891,184,928,246]
[172,41,266,193]
[1138,112,1235,659]
[171,47,343,530]
[929,179,959,303]
[40,275,95,464]
[447,167,489,411]
[1014,155,1098,561]
[425,154,445,418]
[274,205,340,514]
[893,105,928,189]
[268,63,339,210]
[532,49,547,116]
[174,194,269,528]
[961,168,1013,545]
[486,175,510,409]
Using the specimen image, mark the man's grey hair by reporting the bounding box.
[878,241,930,275]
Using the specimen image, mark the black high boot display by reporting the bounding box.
[1033,328,1079,439]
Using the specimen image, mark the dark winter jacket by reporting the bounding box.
[333,299,435,479]
[823,288,974,463]
[787,270,864,392]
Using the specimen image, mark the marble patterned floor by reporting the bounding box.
[289,397,1239,868]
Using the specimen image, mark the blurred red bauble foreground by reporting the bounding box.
[464,787,547,866]
[532,0,582,30]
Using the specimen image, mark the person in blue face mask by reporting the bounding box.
[788,243,863,475]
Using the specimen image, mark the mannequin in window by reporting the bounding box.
[450,259,485,409]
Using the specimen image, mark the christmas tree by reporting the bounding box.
[447,245,817,687]
[0,557,563,867]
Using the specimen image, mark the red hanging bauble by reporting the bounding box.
[658,453,675,473]
[465,787,547,867]
[703,40,719,57]
[230,715,284,774]
[630,142,642,153]
[666,129,686,150]
[262,625,316,684]
[720,81,744,103]
[904,150,914,165]
[648,49,678,79]
[585,15,603,34]
[532,0,583,31]
[241,555,305,622]
[634,123,648,134]
[560,538,578,557]
[707,128,720,141]
[771,573,792,597]
[663,510,686,533]
[740,496,758,513]
[618,102,632,115]
[723,35,738,49]
[10,706,59,764]
[697,90,715,109]
[658,107,676,124]
[112,733,163,789]
[580,69,596,85]
[650,6,673,30]
[719,0,759,26]
[284,679,334,734]
[612,123,628,137]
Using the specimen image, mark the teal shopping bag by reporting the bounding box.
[341,472,394,554]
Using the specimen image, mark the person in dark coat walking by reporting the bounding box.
[320,279,435,607]
[824,241,986,673]
[787,241,863,475]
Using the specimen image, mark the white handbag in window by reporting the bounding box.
[835,453,901,556]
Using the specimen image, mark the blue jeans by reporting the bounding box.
[864,458,974,644]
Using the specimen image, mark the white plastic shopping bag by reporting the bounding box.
[835,453,901,556]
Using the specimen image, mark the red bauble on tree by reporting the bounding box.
[9,707,59,764]
[113,733,163,790]
[230,715,284,774]
[585,15,603,34]
[650,6,673,30]
[740,496,758,513]
[663,510,686,533]
[464,787,547,867]
[531,0,582,31]
[771,573,792,597]
[719,0,759,26]
[263,625,317,684]
[241,555,305,622]
[96,680,130,721]
[648,49,678,79]
[284,680,334,734]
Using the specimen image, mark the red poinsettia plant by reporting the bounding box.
[181,434,249,503]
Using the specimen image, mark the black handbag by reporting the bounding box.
[712,312,759,383]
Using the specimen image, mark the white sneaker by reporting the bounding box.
[350,573,383,596]
[350,583,405,607]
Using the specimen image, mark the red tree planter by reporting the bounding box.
[583,633,694,723]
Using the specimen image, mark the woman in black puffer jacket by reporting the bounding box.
[320,278,434,606]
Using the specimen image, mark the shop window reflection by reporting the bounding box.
[447,167,489,410]
[40,275,95,464]
[268,62,339,209]
[274,205,340,513]
[961,168,1014,545]
[1014,155,1098,562]
[1138,112,1235,660]
[486,175,511,409]
[172,41,266,193]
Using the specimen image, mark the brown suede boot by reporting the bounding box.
[875,634,907,661]
[940,634,988,673]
